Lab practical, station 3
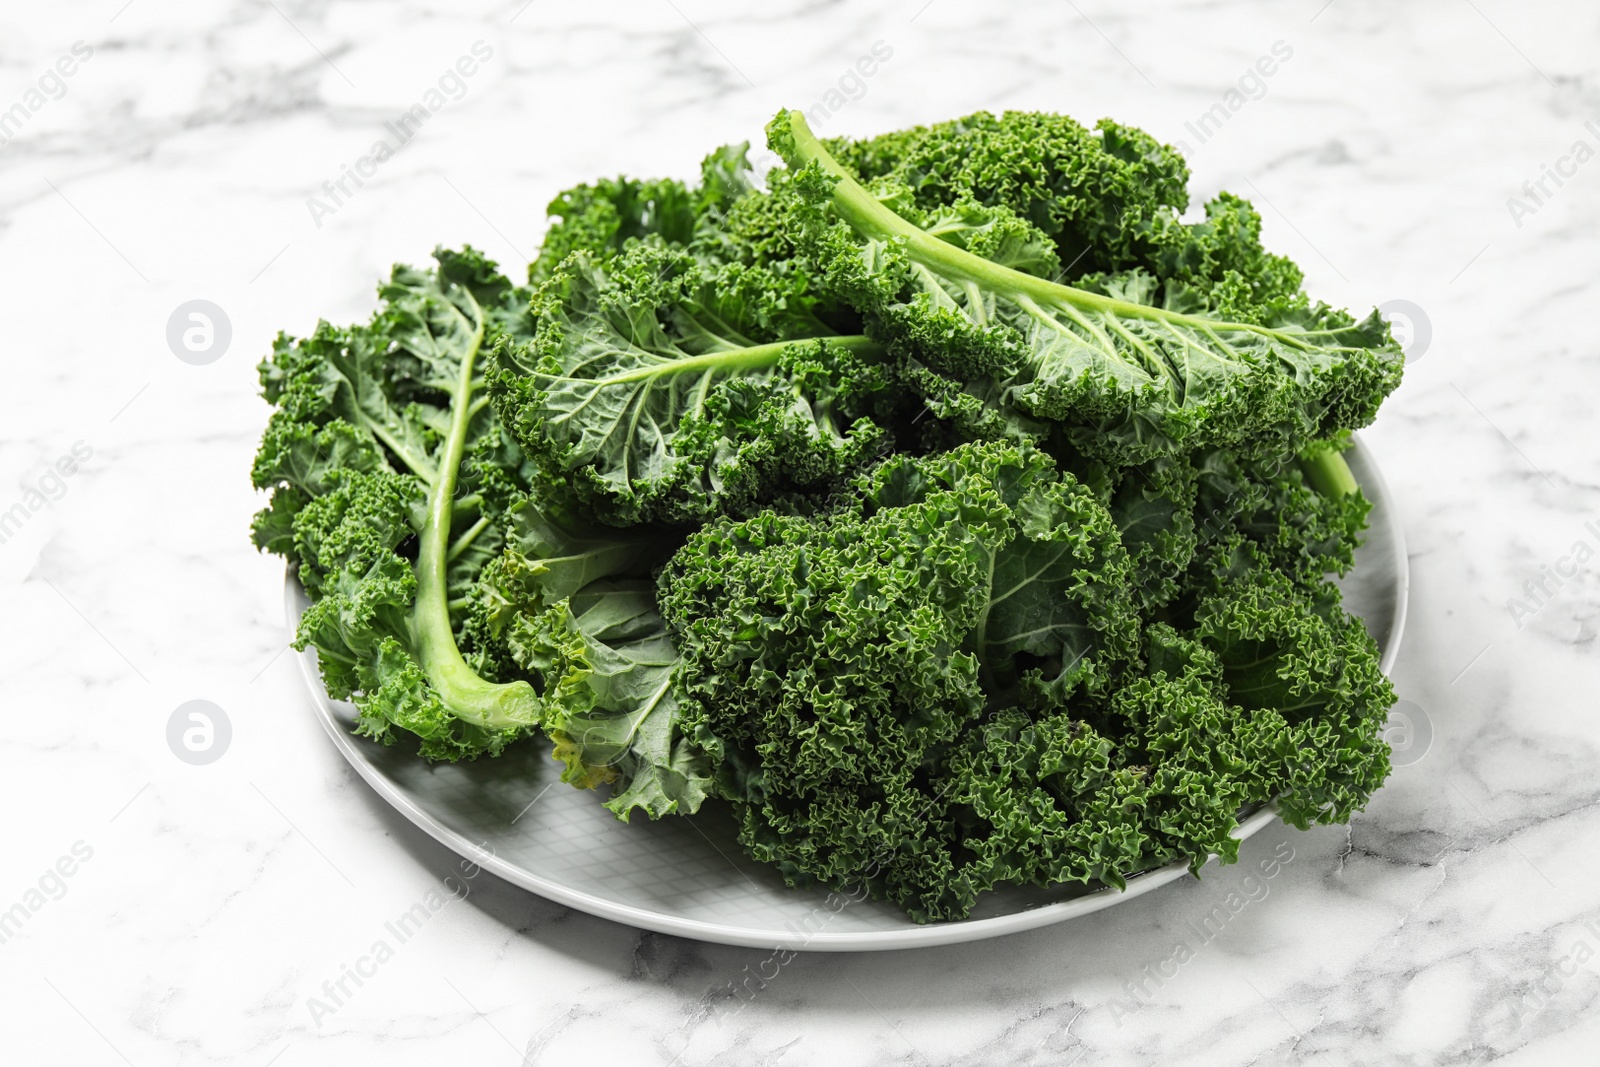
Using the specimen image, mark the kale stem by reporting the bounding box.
[776,110,1350,350]
[1300,448,1359,498]
[410,286,540,729]
[366,420,438,486]
[588,334,881,387]
[448,515,491,561]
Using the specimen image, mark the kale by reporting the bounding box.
[253,109,1405,921]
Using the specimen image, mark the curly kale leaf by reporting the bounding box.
[1108,453,1200,613]
[943,709,1154,902]
[857,443,1140,704]
[1192,441,1372,585]
[659,434,1390,919]
[825,111,1188,274]
[253,248,544,760]
[1182,537,1396,828]
[530,142,757,284]
[659,441,1140,918]
[491,240,899,526]
[768,109,1405,466]
[254,245,712,809]
[942,537,1394,912]
[825,111,1303,319]
[510,584,710,819]
[470,497,710,819]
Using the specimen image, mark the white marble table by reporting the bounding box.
[4,1,1599,1063]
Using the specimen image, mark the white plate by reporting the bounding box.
[287,437,1407,951]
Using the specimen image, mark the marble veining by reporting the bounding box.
[4,0,1600,1063]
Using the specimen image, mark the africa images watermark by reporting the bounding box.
[1504,517,1600,629]
[661,879,873,1063]
[1105,840,1296,1027]
[306,40,495,229]
[802,40,894,130]
[1506,119,1600,229]
[712,881,865,1013]
[0,40,94,148]
[1173,40,1294,156]
[0,841,95,947]
[1490,915,1600,1036]
[664,781,959,1061]
[304,846,492,1027]
[0,440,94,546]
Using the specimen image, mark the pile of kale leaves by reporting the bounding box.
[253,110,1403,922]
